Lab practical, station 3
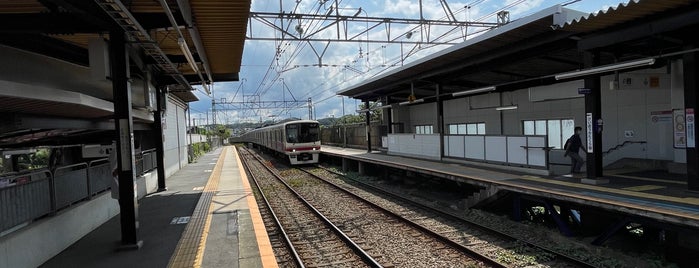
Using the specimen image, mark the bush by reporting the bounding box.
[189,142,212,163]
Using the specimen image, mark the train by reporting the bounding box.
[239,120,321,165]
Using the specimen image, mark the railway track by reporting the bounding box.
[239,148,380,267]
[240,146,502,267]
[305,165,598,267]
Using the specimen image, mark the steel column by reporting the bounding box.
[436,84,444,158]
[110,30,142,248]
[155,86,167,192]
[365,99,371,153]
[583,51,604,181]
[542,200,574,236]
[683,51,699,190]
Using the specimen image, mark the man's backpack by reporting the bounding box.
[563,137,572,152]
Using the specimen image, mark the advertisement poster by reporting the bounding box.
[673,109,686,148]
[687,108,695,148]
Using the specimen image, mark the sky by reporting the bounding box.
[188,0,630,126]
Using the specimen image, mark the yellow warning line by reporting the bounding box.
[168,147,227,268]
[622,185,666,192]
[233,146,279,268]
[610,174,687,185]
[520,175,699,206]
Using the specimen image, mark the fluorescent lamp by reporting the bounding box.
[378,104,393,109]
[356,109,369,113]
[495,105,518,111]
[555,58,655,80]
[452,86,496,97]
[399,98,424,106]
[179,38,211,95]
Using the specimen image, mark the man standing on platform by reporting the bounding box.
[564,126,586,174]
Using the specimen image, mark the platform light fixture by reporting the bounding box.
[378,104,393,109]
[495,105,518,111]
[399,98,424,106]
[554,58,655,80]
[452,86,496,97]
[178,37,210,94]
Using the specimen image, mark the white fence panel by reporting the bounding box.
[485,136,507,162]
[527,136,547,167]
[507,136,528,165]
[464,136,485,160]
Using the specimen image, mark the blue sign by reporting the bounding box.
[578,88,592,94]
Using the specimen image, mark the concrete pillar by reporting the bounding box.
[358,161,366,175]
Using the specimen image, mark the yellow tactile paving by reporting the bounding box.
[610,174,687,185]
[168,147,227,268]
[233,146,279,268]
[520,175,699,206]
[622,185,666,192]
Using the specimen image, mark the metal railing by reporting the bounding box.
[135,149,158,176]
[54,163,89,210]
[0,149,159,235]
[0,170,52,233]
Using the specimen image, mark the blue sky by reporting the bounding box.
[189,0,629,125]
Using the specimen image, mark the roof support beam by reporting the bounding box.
[578,8,699,51]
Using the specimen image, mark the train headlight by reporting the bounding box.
[312,147,316,150]
[292,149,296,152]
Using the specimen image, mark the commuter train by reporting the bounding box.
[240,120,321,165]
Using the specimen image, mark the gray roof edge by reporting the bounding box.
[337,4,586,97]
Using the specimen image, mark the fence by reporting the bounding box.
[0,170,52,233]
[321,124,385,149]
[444,135,549,169]
[0,150,157,235]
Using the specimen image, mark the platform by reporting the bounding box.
[40,146,277,268]
[321,146,699,229]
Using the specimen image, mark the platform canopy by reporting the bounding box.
[337,0,699,103]
[0,0,251,102]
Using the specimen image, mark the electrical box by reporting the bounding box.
[82,144,114,158]
[88,38,110,81]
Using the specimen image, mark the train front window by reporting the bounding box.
[286,123,319,143]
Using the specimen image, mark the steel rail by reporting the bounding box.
[238,149,304,268]
[314,165,597,268]
[298,167,506,268]
[240,148,383,268]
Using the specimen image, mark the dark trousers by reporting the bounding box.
[569,152,584,173]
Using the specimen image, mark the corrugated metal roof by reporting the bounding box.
[190,0,250,80]
[562,0,696,32]
[338,5,586,98]
[0,0,250,83]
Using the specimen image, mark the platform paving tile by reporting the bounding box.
[39,147,264,268]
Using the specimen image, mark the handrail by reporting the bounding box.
[602,141,647,156]
[141,148,157,155]
[88,158,109,167]
[54,162,89,174]
[0,169,52,189]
